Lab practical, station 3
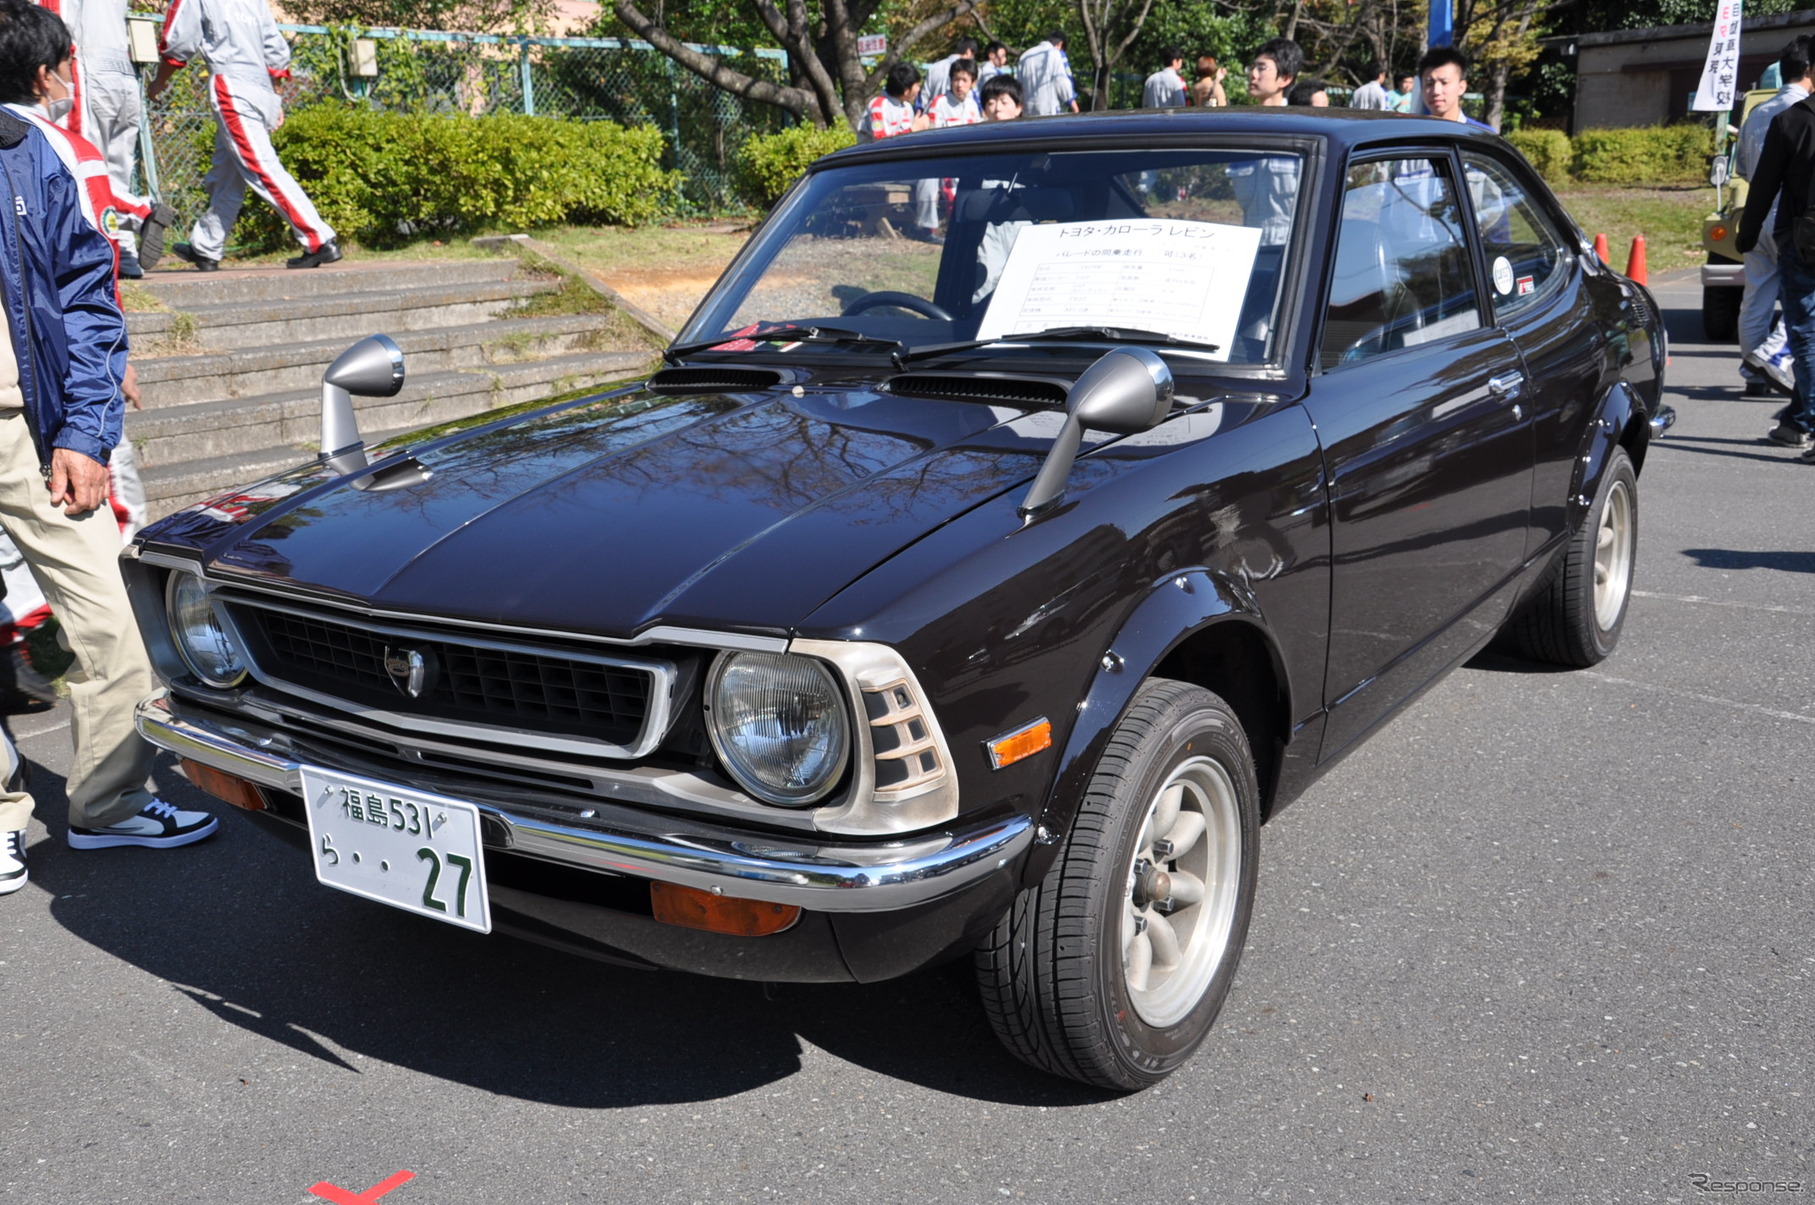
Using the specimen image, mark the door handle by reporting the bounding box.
[1488,371,1524,400]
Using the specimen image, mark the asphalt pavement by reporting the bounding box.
[2,267,1810,1204]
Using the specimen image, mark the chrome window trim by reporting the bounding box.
[219,592,679,760]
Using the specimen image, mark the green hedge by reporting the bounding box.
[240,106,681,250]
[735,123,858,208]
[1505,129,1572,186]
[1570,125,1713,185]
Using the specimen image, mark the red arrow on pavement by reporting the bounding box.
[307,1170,415,1204]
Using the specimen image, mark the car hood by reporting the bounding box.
[149,382,1071,637]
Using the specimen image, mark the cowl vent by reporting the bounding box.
[648,366,785,395]
[885,373,1069,408]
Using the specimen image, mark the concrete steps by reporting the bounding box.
[124,255,659,516]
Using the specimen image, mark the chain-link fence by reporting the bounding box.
[135,22,1166,232]
[138,24,798,228]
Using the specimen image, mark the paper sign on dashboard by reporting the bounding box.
[976,218,1263,358]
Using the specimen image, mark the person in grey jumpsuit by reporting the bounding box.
[145,0,338,269]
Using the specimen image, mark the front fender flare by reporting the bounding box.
[1019,568,1274,890]
[1570,379,1647,534]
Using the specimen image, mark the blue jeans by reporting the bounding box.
[1777,242,1815,433]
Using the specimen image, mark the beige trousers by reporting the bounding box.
[0,413,157,833]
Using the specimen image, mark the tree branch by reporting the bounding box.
[612,0,816,117]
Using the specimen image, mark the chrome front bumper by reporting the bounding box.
[136,693,1033,914]
[1700,263,1745,288]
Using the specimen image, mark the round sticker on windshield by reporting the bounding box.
[1492,256,1515,295]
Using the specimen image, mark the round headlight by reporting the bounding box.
[706,652,850,806]
[165,573,246,688]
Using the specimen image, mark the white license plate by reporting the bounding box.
[299,766,492,934]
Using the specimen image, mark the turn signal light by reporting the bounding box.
[1710,224,1730,242]
[649,882,800,936]
[986,718,1053,770]
[180,759,266,811]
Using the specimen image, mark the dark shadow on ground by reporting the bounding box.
[1647,433,1805,465]
[1463,648,1578,675]
[25,755,1110,1111]
[1681,547,1815,573]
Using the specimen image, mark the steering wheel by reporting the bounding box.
[841,290,954,321]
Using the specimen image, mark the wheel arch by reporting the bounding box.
[1021,569,1293,890]
[1573,379,1650,528]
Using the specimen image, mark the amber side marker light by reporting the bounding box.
[1710,224,1730,241]
[181,759,266,811]
[650,882,801,936]
[987,718,1053,770]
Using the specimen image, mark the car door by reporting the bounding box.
[1457,148,1609,561]
[1305,151,1536,760]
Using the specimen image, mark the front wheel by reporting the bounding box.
[975,679,1259,1090]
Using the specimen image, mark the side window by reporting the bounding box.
[1461,152,1567,319]
[1321,158,1482,370]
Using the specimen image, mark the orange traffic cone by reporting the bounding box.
[1625,235,1647,285]
[1593,232,1610,264]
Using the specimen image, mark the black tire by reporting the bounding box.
[1504,446,1637,666]
[975,679,1260,1091]
[1702,285,1741,343]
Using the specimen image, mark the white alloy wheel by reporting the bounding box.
[1121,755,1243,1027]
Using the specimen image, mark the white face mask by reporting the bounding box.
[45,72,73,121]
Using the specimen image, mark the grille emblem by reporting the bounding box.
[382,646,434,698]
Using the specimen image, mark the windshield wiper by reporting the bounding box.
[897,325,1219,366]
[664,325,903,363]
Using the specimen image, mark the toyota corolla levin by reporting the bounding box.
[124,109,1669,1090]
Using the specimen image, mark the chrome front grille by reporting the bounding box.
[219,595,677,758]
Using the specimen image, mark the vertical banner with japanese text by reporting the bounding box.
[1693,0,1744,111]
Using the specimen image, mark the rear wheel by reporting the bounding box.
[1504,446,1637,666]
[1702,285,1741,342]
[975,679,1259,1090]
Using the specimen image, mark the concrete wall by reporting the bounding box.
[1573,9,1815,132]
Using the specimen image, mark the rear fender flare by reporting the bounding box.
[1019,568,1277,890]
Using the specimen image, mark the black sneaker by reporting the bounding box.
[137,202,177,270]
[1766,423,1814,450]
[68,798,218,850]
[170,243,219,272]
[117,252,143,279]
[287,240,341,269]
[0,830,24,895]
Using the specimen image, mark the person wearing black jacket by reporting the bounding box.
[1738,91,1815,456]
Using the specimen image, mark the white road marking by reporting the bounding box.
[1581,671,1815,726]
[1633,589,1815,619]
[13,716,70,741]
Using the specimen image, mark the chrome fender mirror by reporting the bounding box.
[1019,347,1174,518]
[319,334,406,475]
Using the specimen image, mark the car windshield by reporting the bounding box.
[676,145,1307,367]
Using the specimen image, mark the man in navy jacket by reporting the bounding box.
[0,0,215,898]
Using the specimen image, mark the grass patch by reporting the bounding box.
[1549,183,1712,276]
[143,310,204,356]
[530,221,752,280]
[119,283,167,312]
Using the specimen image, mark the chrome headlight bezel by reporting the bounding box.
[704,651,852,807]
[163,571,248,689]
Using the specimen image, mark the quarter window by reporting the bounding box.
[1462,152,1567,318]
[1321,158,1481,370]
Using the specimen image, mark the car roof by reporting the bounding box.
[823,107,1504,167]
